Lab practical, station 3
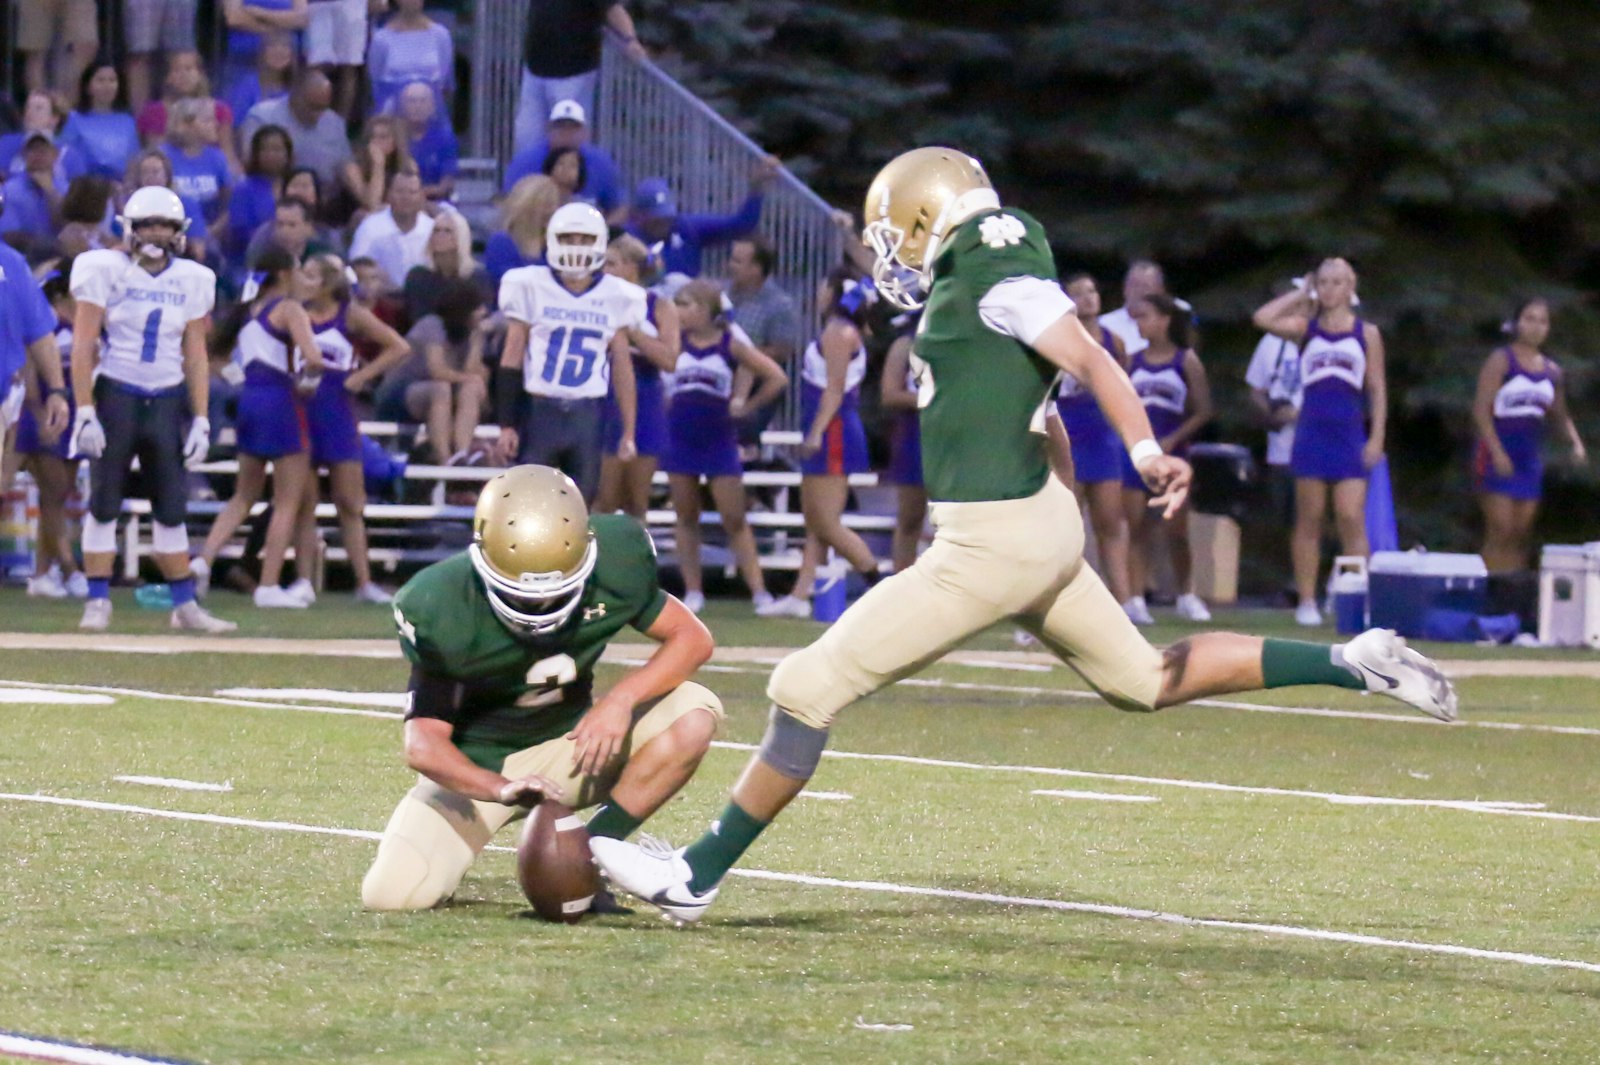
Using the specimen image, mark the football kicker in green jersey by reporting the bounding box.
[391,514,668,771]
[912,207,1061,503]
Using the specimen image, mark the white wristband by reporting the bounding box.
[1129,438,1163,469]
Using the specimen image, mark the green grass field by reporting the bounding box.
[2,587,1598,1063]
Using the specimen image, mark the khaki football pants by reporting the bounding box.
[768,475,1164,726]
[361,681,724,911]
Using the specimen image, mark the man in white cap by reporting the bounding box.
[501,99,624,222]
[512,0,646,157]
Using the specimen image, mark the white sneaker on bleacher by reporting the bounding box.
[682,590,705,614]
[27,570,68,599]
[354,582,392,604]
[1175,593,1212,622]
[756,594,813,619]
[189,556,211,599]
[1123,596,1154,626]
[1294,600,1323,627]
[286,578,317,606]
[255,585,308,609]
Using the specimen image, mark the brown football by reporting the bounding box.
[517,801,599,924]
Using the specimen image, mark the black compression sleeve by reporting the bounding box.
[406,665,461,722]
[495,367,523,427]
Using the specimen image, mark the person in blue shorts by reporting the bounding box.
[879,316,926,574]
[1471,297,1586,573]
[197,244,323,609]
[757,268,882,619]
[596,235,680,519]
[662,279,788,614]
[1054,272,1133,611]
[14,266,84,599]
[1254,258,1388,627]
[1120,292,1213,625]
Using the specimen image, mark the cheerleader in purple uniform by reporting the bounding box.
[1472,297,1585,573]
[879,318,926,574]
[662,279,789,613]
[1120,293,1214,624]
[757,269,882,619]
[17,268,87,599]
[195,244,324,608]
[1056,272,1132,607]
[596,235,680,519]
[1254,258,1387,626]
[298,252,411,604]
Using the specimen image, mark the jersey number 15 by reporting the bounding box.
[541,326,605,388]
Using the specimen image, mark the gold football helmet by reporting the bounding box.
[862,147,1001,310]
[469,465,597,636]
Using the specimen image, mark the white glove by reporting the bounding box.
[183,416,211,468]
[1,381,24,429]
[70,405,106,459]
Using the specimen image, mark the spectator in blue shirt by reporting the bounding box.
[225,30,297,128]
[0,91,88,188]
[396,82,458,204]
[223,0,309,80]
[61,65,142,182]
[227,124,293,267]
[121,149,211,263]
[0,134,68,242]
[624,156,779,279]
[485,173,560,287]
[500,101,622,223]
[0,202,68,438]
[161,99,234,228]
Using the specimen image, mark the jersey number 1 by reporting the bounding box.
[542,327,605,388]
[140,309,163,363]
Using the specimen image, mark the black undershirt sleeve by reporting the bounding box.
[405,665,462,724]
[495,367,523,427]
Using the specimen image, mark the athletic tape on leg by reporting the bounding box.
[152,522,190,554]
[757,704,830,780]
[82,515,118,553]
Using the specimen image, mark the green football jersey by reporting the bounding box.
[913,207,1060,502]
[391,514,669,770]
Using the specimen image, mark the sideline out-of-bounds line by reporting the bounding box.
[0,1029,199,1065]
[2,679,1588,822]
[3,791,1598,977]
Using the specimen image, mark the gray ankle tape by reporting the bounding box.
[757,705,830,779]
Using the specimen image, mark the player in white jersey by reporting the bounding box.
[495,202,646,503]
[67,186,235,634]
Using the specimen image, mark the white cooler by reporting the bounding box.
[1538,543,1600,649]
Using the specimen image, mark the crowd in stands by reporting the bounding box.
[1,1,1584,633]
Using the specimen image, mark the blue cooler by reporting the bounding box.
[1368,551,1488,640]
[811,554,849,623]
[1328,556,1368,635]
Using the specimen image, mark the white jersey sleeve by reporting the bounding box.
[69,249,129,308]
[978,276,1076,347]
[498,267,539,326]
[176,259,217,323]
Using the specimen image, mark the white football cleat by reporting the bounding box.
[286,578,317,606]
[1343,627,1458,722]
[188,556,211,599]
[1294,600,1323,627]
[1122,596,1154,626]
[64,570,89,599]
[681,590,706,614]
[171,601,238,634]
[254,585,308,609]
[1175,593,1211,622]
[27,570,68,599]
[79,598,112,631]
[755,593,813,619]
[589,835,719,926]
[354,582,393,604]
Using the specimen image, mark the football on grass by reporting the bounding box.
[517,801,598,924]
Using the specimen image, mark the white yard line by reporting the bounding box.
[1033,789,1160,803]
[0,1031,196,1065]
[112,776,233,793]
[798,790,854,801]
[0,689,114,705]
[3,791,1598,977]
[3,678,1590,823]
[215,688,411,709]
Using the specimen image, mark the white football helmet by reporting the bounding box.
[545,202,610,278]
[118,186,191,258]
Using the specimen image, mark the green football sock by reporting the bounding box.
[1261,638,1364,691]
[585,801,645,841]
[682,801,769,895]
